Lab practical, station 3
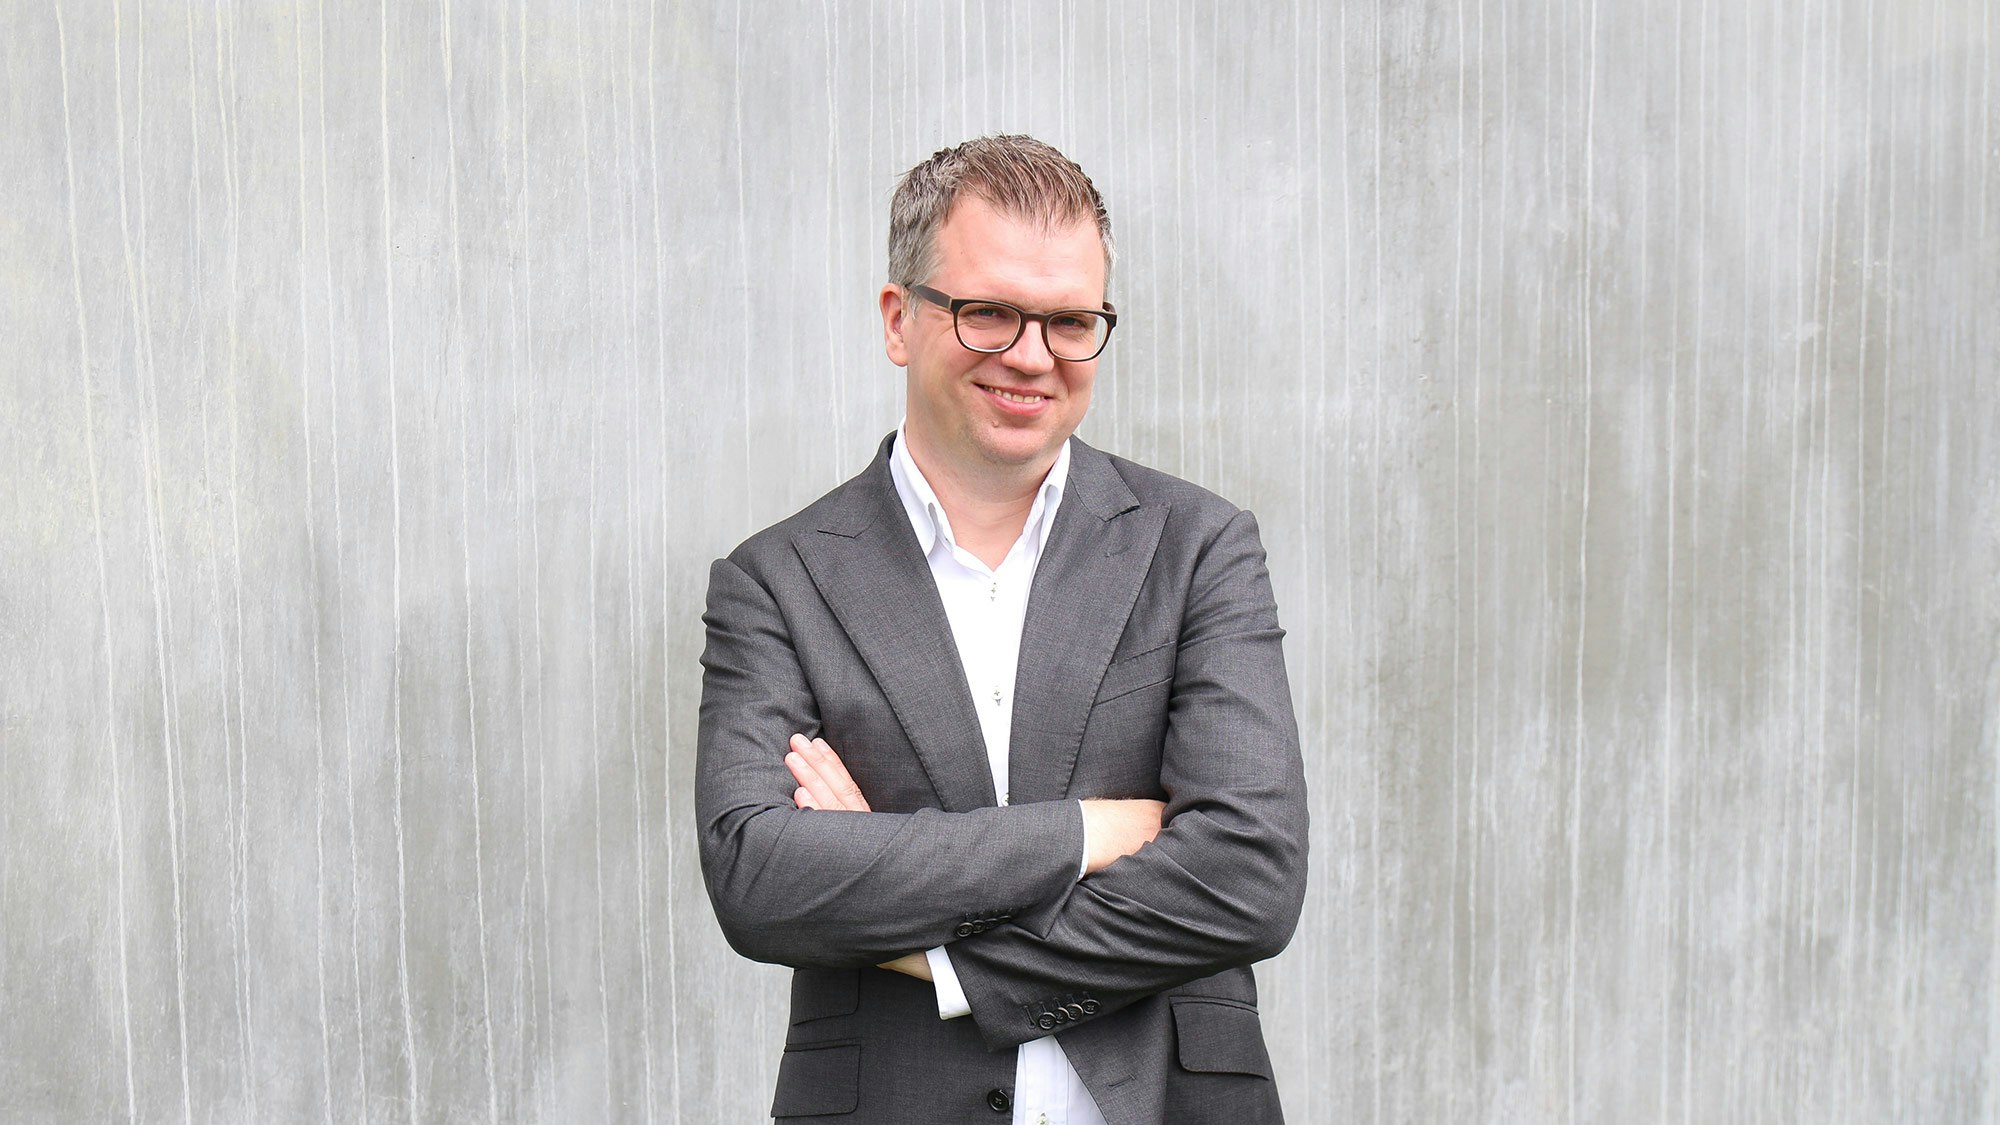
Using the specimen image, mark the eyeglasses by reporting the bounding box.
[908,284,1119,363]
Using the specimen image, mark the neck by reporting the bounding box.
[902,430,1053,569]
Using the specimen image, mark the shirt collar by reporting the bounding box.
[889,422,1070,561]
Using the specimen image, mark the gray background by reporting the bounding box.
[2,0,1995,1121]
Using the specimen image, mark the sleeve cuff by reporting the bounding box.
[926,946,972,1020]
[1076,799,1090,880]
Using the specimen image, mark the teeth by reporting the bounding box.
[987,387,1045,404]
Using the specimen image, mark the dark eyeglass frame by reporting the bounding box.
[907,283,1119,362]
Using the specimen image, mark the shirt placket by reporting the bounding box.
[980,563,1012,804]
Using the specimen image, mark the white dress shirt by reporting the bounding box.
[888,427,1108,1125]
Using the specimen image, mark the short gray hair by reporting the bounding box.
[887,135,1114,291]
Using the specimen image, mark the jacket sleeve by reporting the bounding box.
[942,509,1310,1051]
[695,554,1087,969]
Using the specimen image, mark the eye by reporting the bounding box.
[1049,312,1100,338]
[959,302,1014,323]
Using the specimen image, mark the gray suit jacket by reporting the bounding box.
[696,434,1308,1124]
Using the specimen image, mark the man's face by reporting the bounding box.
[881,195,1107,482]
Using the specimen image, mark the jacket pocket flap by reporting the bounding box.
[1171,997,1274,1079]
[1094,642,1176,704]
[788,968,859,1024]
[770,1041,860,1118]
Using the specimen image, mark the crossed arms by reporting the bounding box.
[695,506,1308,1050]
[782,732,1168,981]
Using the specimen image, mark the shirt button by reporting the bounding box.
[992,688,1003,706]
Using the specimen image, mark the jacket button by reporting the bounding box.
[1035,1012,1058,1030]
[1065,1002,1086,1020]
[986,1088,1012,1112]
[955,922,976,938]
[1080,999,1100,1015]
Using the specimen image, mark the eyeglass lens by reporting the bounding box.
[955,302,1111,361]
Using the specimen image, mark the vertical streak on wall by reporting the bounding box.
[374,1,419,1113]
[53,5,139,1118]
[289,3,336,1117]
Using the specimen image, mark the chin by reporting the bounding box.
[977,434,1060,467]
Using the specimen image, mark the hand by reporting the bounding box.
[876,951,934,981]
[786,734,872,812]
[1079,798,1166,873]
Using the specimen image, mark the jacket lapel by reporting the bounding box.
[792,439,998,812]
[1008,440,1168,805]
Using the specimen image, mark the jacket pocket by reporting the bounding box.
[788,968,860,1025]
[1094,641,1176,705]
[770,1041,860,1118]
[1170,997,1275,1079]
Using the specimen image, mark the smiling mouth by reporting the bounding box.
[978,384,1048,404]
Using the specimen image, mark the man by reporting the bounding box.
[697,135,1307,1124]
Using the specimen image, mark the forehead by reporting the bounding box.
[930,195,1107,306]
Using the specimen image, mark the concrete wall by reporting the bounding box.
[3,1,1994,1121]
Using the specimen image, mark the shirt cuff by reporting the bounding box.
[926,947,972,1020]
[1076,798,1090,879]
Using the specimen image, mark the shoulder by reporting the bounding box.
[721,436,898,577]
[1077,446,1283,626]
[1074,440,1252,544]
[1102,450,1241,513]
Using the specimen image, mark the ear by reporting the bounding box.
[880,284,911,367]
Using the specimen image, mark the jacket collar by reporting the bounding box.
[795,434,1163,810]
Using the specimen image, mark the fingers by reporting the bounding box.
[786,734,836,808]
[786,733,873,812]
[876,951,934,981]
[804,736,871,811]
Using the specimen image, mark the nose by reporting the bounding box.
[1002,316,1057,374]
